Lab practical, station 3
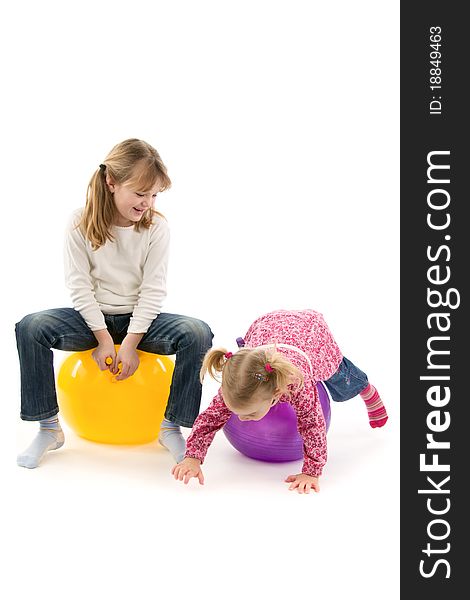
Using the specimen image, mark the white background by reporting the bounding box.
[2,1,399,598]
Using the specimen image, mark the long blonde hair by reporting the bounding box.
[79,138,171,249]
[201,347,304,410]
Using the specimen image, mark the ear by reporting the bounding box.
[105,174,116,193]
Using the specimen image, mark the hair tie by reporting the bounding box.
[99,163,106,172]
[236,337,245,348]
[224,352,233,359]
[265,363,273,373]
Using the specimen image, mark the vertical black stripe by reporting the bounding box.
[401,2,467,595]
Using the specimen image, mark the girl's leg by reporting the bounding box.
[138,313,213,462]
[323,357,388,428]
[15,308,98,467]
[16,308,98,419]
[138,313,214,427]
[359,382,388,428]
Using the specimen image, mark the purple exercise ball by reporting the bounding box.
[223,382,331,462]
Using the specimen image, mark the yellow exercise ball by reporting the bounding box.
[57,346,174,444]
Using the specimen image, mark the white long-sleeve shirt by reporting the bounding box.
[64,208,170,333]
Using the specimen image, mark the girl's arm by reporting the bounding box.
[127,218,170,335]
[64,213,107,331]
[289,379,328,478]
[117,219,169,379]
[64,215,118,370]
[184,389,233,464]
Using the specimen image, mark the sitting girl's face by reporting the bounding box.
[113,184,160,227]
[107,176,160,227]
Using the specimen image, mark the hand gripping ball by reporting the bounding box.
[57,347,174,444]
[223,382,331,462]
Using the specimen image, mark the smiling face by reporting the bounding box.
[109,181,160,227]
[105,159,162,227]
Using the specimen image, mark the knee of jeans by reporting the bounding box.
[15,312,52,341]
[181,318,214,348]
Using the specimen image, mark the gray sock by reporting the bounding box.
[17,416,65,469]
[158,418,186,463]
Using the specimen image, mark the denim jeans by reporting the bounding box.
[323,356,369,402]
[15,308,213,427]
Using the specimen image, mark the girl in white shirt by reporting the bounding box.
[16,138,213,469]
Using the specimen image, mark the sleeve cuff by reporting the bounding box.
[302,464,323,477]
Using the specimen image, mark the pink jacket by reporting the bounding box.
[184,309,343,477]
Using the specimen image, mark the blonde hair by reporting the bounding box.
[79,138,171,250]
[201,347,304,411]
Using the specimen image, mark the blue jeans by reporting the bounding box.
[15,309,213,427]
[323,356,369,402]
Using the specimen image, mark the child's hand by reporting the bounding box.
[113,345,140,380]
[284,473,320,494]
[92,340,117,371]
[172,458,204,485]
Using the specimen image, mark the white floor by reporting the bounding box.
[12,381,399,600]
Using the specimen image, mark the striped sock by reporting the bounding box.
[360,383,388,428]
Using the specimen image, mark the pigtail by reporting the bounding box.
[79,166,116,250]
[200,348,230,383]
[263,351,304,394]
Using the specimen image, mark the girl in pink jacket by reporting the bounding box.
[172,309,387,493]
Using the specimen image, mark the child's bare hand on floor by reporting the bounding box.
[284,473,320,494]
[172,457,204,485]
